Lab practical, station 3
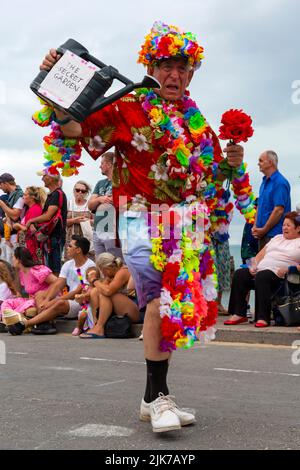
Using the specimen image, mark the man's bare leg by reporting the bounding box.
[25,299,70,327]
[140,297,195,432]
[143,298,170,361]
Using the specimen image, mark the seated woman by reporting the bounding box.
[80,252,140,339]
[13,186,46,264]
[224,212,300,328]
[1,247,57,329]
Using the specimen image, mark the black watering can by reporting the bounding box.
[30,38,160,122]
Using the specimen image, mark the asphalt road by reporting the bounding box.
[0,333,299,450]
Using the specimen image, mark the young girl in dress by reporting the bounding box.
[1,247,57,328]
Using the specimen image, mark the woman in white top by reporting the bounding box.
[65,181,93,258]
[225,212,300,328]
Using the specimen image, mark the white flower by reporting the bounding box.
[160,305,172,318]
[197,327,217,344]
[130,194,148,211]
[168,250,182,264]
[201,277,218,301]
[88,135,105,151]
[186,195,197,203]
[131,132,149,152]
[160,288,173,307]
[150,164,168,181]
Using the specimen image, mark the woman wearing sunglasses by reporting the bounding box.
[65,181,93,259]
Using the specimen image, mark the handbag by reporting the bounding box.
[274,278,300,326]
[36,190,63,243]
[104,315,132,338]
[80,219,94,251]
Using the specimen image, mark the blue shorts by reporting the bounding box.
[119,213,162,309]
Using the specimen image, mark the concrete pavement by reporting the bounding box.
[55,317,300,346]
[0,333,299,450]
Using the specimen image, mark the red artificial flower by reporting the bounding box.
[162,262,181,292]
[218,109,254,144]
[161,316,182,342]
[157,131,171,147]
[157,37,173,57]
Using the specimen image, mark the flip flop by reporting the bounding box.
[79,332,106,339]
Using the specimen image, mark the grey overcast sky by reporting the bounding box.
[1,0,300,243]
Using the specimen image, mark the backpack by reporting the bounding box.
[104,315,132,338]
[36,190,64,243]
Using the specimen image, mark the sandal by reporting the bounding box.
[218,305,229,316]
[2,309,26,326]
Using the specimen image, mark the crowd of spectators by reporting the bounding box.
[0,156,141,337]
[1,148,300,338]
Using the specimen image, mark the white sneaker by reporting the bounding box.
[148,394,181,433]
[138,332,143,340]
[140,395,196,426]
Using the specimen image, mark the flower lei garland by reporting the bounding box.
[32,100,83,176]
[137,90,256,351]
[138,21,204,70]
[137,89,221,350]
[136,88,215,199]
[150,202,218,351]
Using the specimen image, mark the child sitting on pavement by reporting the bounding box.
[72,266,100,336]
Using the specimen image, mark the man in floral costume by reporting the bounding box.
[39,21,245,433]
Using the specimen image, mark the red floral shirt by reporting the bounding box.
[81,94,223,211]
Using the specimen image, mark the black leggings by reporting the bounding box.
[228,268,282,323]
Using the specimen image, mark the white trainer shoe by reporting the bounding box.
[140,394,196,431]
[147,394,181,433]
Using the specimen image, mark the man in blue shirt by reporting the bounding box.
[252,150,291,250]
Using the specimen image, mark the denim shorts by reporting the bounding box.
[118,212,162,309]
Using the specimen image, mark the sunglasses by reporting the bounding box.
[75,188,87,194]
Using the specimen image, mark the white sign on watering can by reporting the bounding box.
[38,50,99,109]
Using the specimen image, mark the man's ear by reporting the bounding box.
[147,65,155,76]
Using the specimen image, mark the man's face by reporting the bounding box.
[67,239,80,259]
[42,174,51,188]
[148,58,194,101]
[258,152,272,175]
[0,182,9,194]
[100,158,111,176]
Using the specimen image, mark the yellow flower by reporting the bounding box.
[149,108,164,126]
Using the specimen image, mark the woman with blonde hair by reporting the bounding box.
[13,186,47,263]
[65,180,93,259]
[80,252,140,339]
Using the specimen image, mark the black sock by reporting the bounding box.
[144,359,169,403]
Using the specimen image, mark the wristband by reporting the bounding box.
[53,114,72,126]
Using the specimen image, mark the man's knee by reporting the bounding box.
[51,299,70,316]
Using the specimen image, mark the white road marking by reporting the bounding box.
[68,424,134,438]
[94,379,126,387]
[8,352,28,355]
[214,368,300,377]
[80,357,145,365]
[44,366,84,372]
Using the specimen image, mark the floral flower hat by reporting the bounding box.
[137,21,204,71]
